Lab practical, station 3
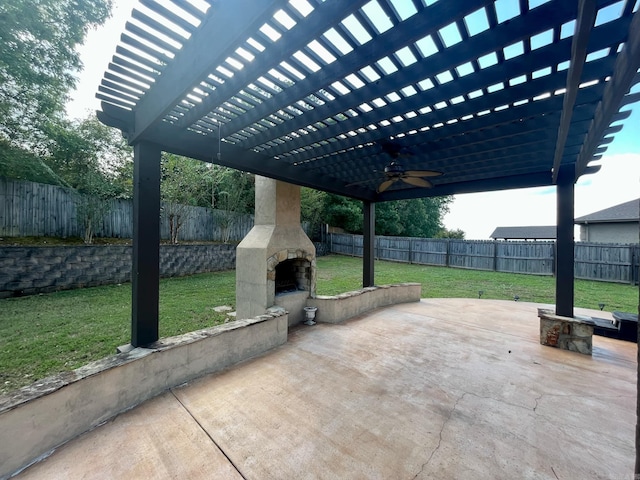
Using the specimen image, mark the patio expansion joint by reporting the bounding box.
[170,389,247,480]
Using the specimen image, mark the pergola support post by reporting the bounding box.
[637,225,640,475]
[363,201,375,288]
[555,164,575,318]
[131,142,161,347]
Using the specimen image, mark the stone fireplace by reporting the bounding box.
[236,177,316,325]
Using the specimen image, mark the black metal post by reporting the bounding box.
[131,142,161,347]
[555,164,575,318]
[363,201,375,287]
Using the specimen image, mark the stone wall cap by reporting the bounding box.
[537,308,596,325]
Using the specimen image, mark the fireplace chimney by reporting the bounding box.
[236,177,316,324]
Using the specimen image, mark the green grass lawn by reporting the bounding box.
[1,254,637,395]
[317,255,639,312]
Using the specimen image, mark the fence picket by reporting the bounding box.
[0,178,255,242]
[329,233,638,284]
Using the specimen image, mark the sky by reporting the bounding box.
[66,0,640,240]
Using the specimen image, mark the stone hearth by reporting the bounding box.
[236,177,316,324]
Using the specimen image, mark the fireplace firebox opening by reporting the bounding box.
[274,258,311,295]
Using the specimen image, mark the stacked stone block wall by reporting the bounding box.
[0,244,236,298]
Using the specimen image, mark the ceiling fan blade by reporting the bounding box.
[402,176,433,188]
[405,170,443,178]
[345,178,376,187]
[377,178,397,193]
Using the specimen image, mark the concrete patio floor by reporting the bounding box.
[15,299,636,479]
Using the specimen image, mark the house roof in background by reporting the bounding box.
[490,225,556,240]
[575,198,640,223]
[96,0,640,202]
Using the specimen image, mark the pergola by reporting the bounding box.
[95,0,640,470]
[96,0,638,343]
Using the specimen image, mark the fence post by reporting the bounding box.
[631,244,637,285]
[409,238,413,264]
[352,234,356,257]
[636,245,640,286]
[445,239,450,267]
[493,241,498,272]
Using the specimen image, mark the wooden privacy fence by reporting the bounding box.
[0,177,254,242]
[330,233,640,284]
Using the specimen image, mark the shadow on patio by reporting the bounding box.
[14,299,635,479]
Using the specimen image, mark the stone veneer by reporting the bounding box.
[0,244,236,298]
[538,308,593,355]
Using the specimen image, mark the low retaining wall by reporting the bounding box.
[0,309,288,479]
[0,244,236,298]
[307,283,421,324]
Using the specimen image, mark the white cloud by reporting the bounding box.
[66,0,138,120]
[444,153,640,239]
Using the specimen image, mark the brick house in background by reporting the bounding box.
[575,198,640,244]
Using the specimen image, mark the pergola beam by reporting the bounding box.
[378,170,553,202]
[551,0,597,183]
[274,46,620,164]
[222,0,492,141]
[575,10,640,176]
[128,0,285,144]
[304,87,618,174]
[148,124,377,201]
[173,0,370,132]
[241,0,583,151]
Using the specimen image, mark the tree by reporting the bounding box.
[160,154,211,244]
[0,0,112,145]
[42,117,131,190]
[310,193,452,238]
[301,187,328,239]
[0,139,62,185]
[321,194,363,233]
[398,197,452,238]
[42,116,132,243]
[209,167,254,243]
[435,228,466,239]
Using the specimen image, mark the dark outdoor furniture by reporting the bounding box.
[613,311,638,343]
[592,311,638,343]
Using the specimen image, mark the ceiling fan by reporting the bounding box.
[348,140,443,193]
[376,161,443,193]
